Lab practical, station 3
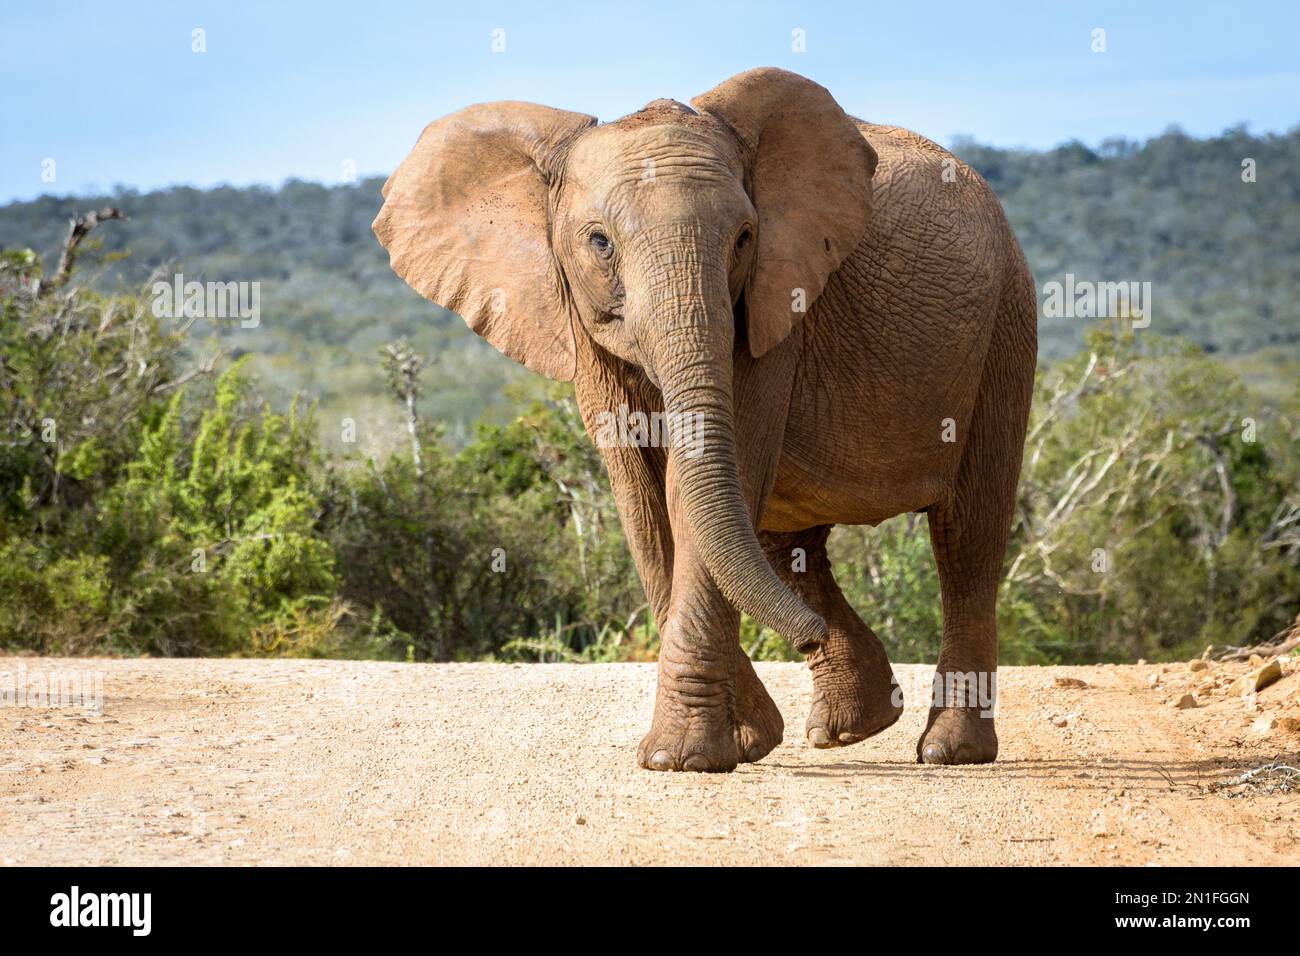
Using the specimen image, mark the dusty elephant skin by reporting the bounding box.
[373,68,1037,772]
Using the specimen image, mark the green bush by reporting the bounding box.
[1,226,1296,665]
[97,363,337,654]
[325,383,643,661]
[0,540,111,653]
[0,245,340,655]
[829,517,945,664]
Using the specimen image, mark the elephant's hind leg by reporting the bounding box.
[919,277,1035,765]
[919,474,1009,765]
[762,526,902,748]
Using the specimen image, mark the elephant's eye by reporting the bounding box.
[589,231,613,257]
[735,227,752,252]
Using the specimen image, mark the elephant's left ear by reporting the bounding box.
[692,68,877,357]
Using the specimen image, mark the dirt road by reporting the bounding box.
[2,657,1297,865]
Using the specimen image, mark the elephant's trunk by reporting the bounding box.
[638,234,827,652]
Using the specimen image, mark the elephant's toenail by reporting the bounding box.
[838,732,861,743]
[920,742,950,765]
[808,727,831,747]
[682,754,711,772]
[649,750,674,771]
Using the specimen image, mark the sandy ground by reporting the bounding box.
[1,656,1297,866]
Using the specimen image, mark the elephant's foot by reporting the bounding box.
[917,707,998,764]
[637,656,739,773]
[804,628,902,748]
[638,704,738,773]
[734,652,783,763]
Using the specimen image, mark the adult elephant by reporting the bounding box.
[374,68,1037,772]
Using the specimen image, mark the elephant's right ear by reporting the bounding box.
[373,102,598,381]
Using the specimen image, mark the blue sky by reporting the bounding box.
[2,1,1296,203]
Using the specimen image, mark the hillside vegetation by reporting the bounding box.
[2,125,1297,439]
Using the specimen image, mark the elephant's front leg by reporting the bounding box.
[574,360,782,771]
[638,338,800,772]
[638,488,784,770]
[762,526,903,747]
[638,546,743,773]
[639,566,784,769]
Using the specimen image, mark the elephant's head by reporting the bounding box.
[373,68,876,651]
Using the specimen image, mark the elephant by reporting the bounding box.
[373,67,1037,772]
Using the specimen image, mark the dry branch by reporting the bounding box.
[39,207,129,295]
